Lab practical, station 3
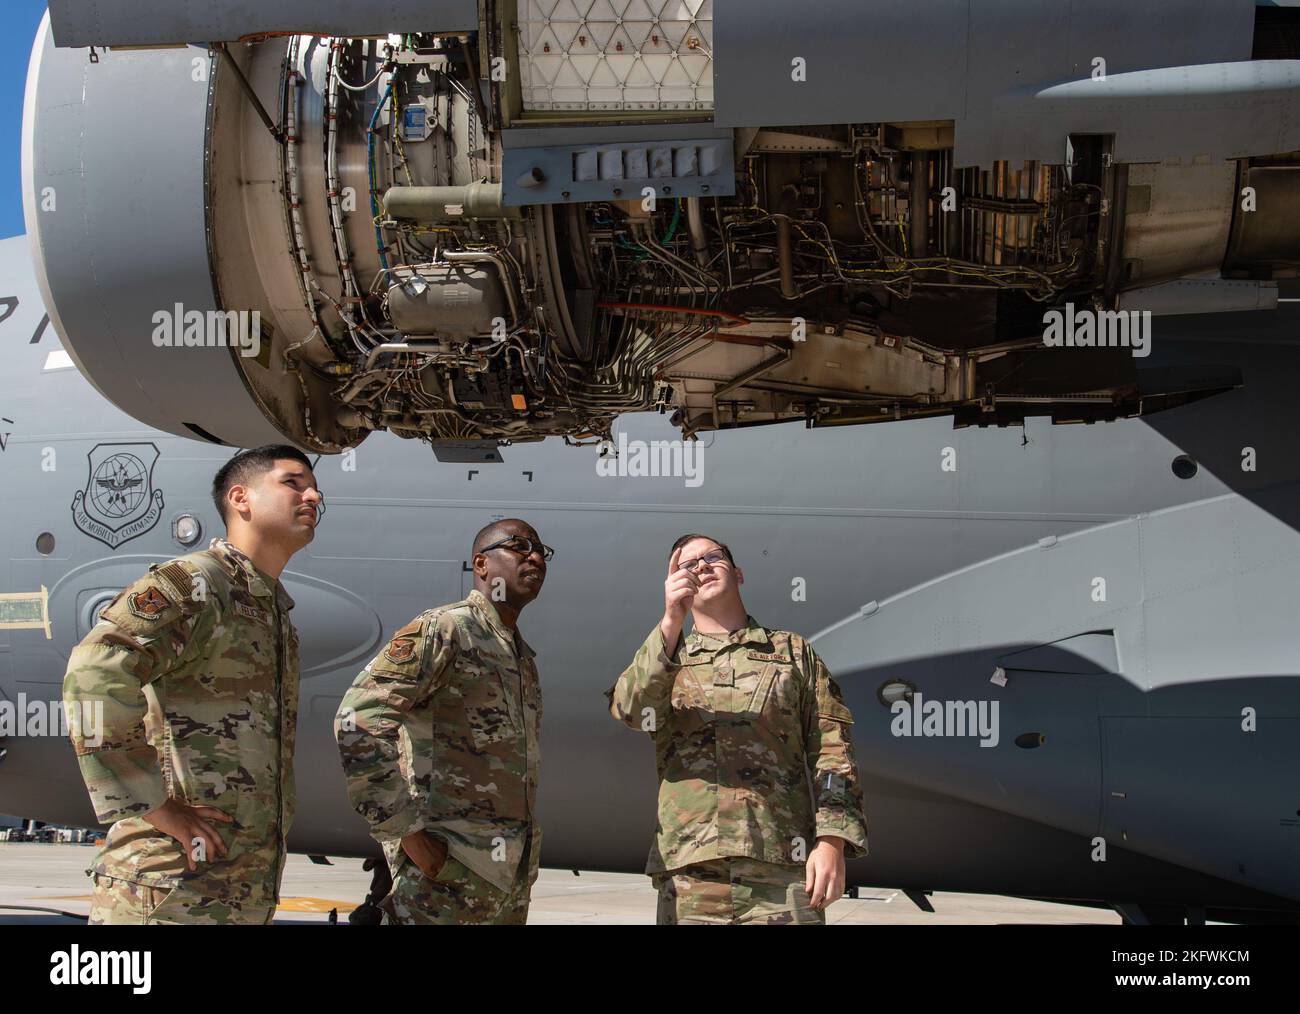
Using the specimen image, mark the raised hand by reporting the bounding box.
[660,545,700,648]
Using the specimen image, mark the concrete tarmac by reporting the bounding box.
[0,843,1123,924]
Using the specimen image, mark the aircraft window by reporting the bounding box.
[1171,455,1198,479]
[35,532,54,555]
[171,513,203,547]
[877,679,917,707]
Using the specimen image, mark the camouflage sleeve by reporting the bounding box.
[61,564,207,823]
[606,624,681,733]
[801,643,869,858]
[334,611,457,843]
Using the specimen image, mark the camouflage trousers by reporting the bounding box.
[653,858,825,925]
[381,852,531,925]
[87,872,276,925]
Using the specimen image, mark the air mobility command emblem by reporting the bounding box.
[71,443,165,549]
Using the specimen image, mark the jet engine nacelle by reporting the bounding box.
[23,4,1300,454]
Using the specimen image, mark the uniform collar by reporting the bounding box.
[209,538,295,611]
[684,615,772,656]
[467,589,536,659]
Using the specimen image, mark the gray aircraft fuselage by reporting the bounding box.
[0,234,1297,920]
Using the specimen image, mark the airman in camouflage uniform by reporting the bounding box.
[62,446,321,925]
[335,519,548,925]
[609,534,868,925]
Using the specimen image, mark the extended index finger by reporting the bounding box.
[668,546,683,574]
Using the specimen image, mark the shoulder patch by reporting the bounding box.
[127,585,173,621]
[384,637,417,664]
[154,562,194,599]
[155,561,212,615]
[816,676,851,719]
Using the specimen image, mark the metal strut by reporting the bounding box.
[214,42,285,144]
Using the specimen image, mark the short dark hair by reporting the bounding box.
[212,444,314,525]
[473,518,539,557]
[669,533,734,566]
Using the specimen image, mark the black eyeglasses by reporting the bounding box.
[678,550,730,572]
[481,536,554,562]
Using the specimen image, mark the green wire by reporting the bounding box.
[661,198,681,246]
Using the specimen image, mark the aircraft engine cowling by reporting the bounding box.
[22,8,1300,455]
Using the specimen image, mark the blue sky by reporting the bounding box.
[0,2,49,239]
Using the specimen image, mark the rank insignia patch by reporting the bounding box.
[384,637,417,664]
[127,586,172,620]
